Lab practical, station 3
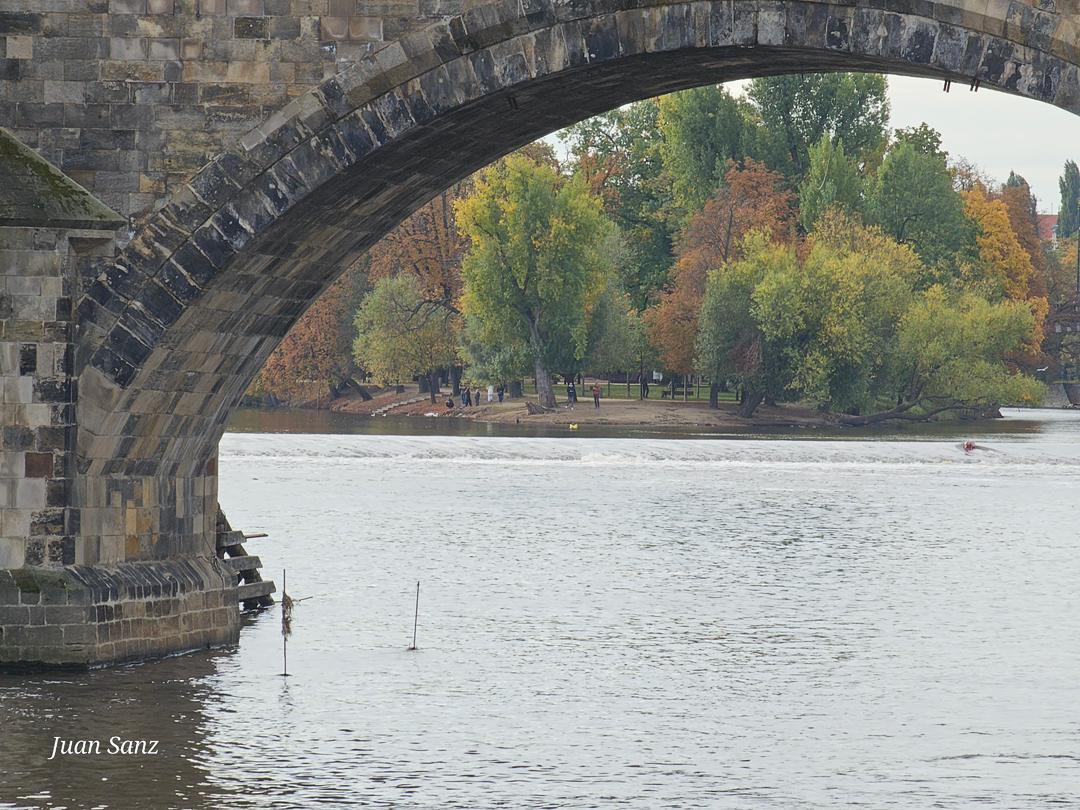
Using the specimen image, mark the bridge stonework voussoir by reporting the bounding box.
[2,0,1078,667]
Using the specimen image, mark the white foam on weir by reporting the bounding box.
[217,432,1080,472]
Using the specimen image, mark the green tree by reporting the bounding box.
[353,275,460,403]
[894,123,946,159]
[458,313,532,385]
[561,100,673,309]
[863,286,1044,424]
[752,213,922,414]
[695,232,793,416]
[456,155,615,409]
[747,73,889,178]
[583,287,637,378]
[798,135,863,231]
[696,216,1043,423]
[1058,160,1080,239]
[868,141,975,277]
[656,86,758,216]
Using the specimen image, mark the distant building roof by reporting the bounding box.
[1037,214,1058,242]
[0,128,125,230]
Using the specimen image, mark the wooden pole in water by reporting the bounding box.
[282,570,287,678]
[408,581,420,651]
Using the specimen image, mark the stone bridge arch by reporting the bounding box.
[3,0,1080,665]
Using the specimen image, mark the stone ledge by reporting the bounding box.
[0,556,239,670]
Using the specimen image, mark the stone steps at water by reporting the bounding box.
[216,509,275,612]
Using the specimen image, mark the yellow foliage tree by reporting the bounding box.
[962,187,1046,353]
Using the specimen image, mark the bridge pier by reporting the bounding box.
[0,132,239,668]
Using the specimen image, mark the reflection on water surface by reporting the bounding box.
[2,408,1079,808]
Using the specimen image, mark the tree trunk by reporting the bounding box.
[427,370,440,404]
[451,365,462,396]
[738,385,764,418]
[535,359,556,409]
[510,380,523,398]
[709,380,720,409]
[527,317,556,410]
[837,400,962,426]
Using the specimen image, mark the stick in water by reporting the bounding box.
[408,581,420,651]
[280,568,293,677]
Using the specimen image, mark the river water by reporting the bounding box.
[2,409,1080,808]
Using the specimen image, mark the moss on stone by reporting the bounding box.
[0,128,125,229]
[11,569,41,593]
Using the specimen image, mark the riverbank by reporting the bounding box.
[297,385,834,430]
[271,382,1077,432]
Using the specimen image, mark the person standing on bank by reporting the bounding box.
[566,378,577,408]
[591,382,601,409]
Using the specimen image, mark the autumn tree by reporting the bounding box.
[961,187,1036,302]
[697,216,1044,422]
[999,173,1047,298]
[456,155,615,409]
[251,261,368,404]
[962,185,1049,364]
[353,274,459,403]
[647,160,795,397]
[368,187,468,314]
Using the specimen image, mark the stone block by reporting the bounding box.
[42,80,85,104]
[321,15,349,38]
[109,36,147,59]
[15,477,46,508]
[0,538,24,569]
[6,35,32,59]
[227,0,264,12]
[0,508,31,537]
[349,15,383,39]
[23,452,52,478]
[148,38,179,59]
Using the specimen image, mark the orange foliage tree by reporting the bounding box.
[251,262,367,404]
[962,186,1048,358]
[366,186,469,392]
[645,159,795,376]
[368,187,468,314]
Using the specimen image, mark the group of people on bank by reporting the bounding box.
[443,378,604,409]
[564,378,604,409]
[445,383,508,409]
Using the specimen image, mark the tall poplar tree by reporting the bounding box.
[1058,160,1080,239]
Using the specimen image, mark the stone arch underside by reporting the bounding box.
[72,0,1080,565]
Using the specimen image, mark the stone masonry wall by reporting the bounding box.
[0,225,88,572]
[0,556,238,669]
[0,0,468,224]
